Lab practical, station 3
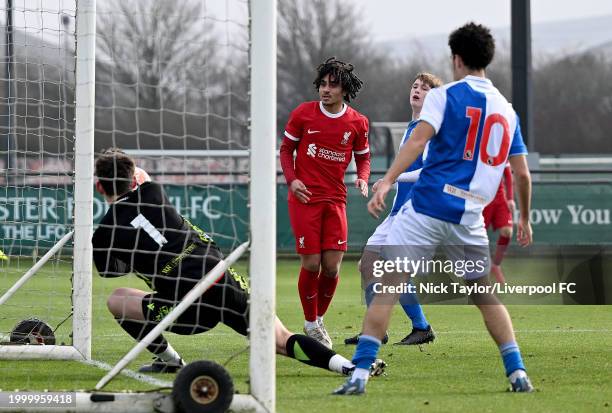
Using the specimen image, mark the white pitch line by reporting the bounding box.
[434,329,612,334]
[328,328,612,335]
[79,359,173,388]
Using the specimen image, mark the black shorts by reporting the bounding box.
[141,267,250,336]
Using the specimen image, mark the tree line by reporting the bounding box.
[4,0,611,156]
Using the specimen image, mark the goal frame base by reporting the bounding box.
[0,345,86,360]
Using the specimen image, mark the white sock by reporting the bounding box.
[509,369,527,382]
[304,320,319,330]
[328,354,352,374]
[317,316,324,325]
[350,367,370,382]
[157,343,181,363]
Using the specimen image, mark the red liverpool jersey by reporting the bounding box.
[282,101,370,204]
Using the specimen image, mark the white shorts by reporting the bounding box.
[381,200,491,280]
[366,214,397,247]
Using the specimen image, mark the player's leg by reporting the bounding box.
[316,249,342,347]
[490,199,513,283]
[344,249,389,345]
[318,202,348,319]
[491,225,512,283]
[274,317,386,376]
[319,249,342,317]
[470,281,533,391]
[335,201,441,394]
[316,202,349,348]
[395,291,435,345]
[299,252,322,328]
[214,269,385,377]
[345,214,435,346]
[275,317,349,373]
[391,213,435,344]
[452,224,533,392]
[288,200,326,338]
[107,288,183,372]
[334,291,398,395]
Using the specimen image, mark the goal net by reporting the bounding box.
[0,0,275,411]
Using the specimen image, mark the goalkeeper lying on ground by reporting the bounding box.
[92,148,385,377]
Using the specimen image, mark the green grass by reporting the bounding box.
[1,258,611,412]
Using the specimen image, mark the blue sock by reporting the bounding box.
[399,291,429,330]
[499,341,526,376]
[352,335,381,370]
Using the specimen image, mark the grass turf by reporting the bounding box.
[0,257,610,412]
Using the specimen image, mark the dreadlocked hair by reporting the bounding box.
[313,57,363,102]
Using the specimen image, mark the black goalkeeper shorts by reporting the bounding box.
[141,268,250,336]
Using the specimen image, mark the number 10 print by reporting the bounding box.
[463,107,510,166]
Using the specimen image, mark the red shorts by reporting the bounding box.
[287,200,348,254]
[483,195,513,230]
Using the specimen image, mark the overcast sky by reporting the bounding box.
[7,0,612,45]
[352,0,612,40]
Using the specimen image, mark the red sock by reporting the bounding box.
[298,268,319,322]
[494,235,511,265]
[317,275,339,317]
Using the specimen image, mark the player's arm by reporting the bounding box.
[396,168,422,183]
[508,155,531,246]
[279,136,298,186]
[503,164,515,213]
[92,227,130,277]
[281,106,312,203]
[353,118,371,197]
[133,166,152,186]
[368,122,434,217]
[372,168,421,193]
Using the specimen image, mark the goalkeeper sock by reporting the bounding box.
[286,334,339,371]
[157,343,181,363]
[494,235,511,266]
[499,341,526,376]
[298,268,319,322]
[317,274,339,317]
[117,318,168,355]
[328,354,354,375]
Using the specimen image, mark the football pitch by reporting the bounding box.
[0,257,610,412]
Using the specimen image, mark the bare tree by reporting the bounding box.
[277,0,390,126]
[277,0,444,129]
[97,0,219,111]
[95,0,252,150]
[533,52,612,153]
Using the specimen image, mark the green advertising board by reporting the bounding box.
[1,182,611,255]
[0,185,249,254]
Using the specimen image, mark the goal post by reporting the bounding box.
[248,0,277,410]
[0,0,277,410]
[0,0,95,362]
[72,0,96,362]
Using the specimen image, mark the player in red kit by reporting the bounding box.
[483,163,515,283]
[280,58,370,349]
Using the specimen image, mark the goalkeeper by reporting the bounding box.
[92,149,384,377]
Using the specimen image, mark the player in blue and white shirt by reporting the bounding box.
[344,72,442,347]
[335,23,534,395]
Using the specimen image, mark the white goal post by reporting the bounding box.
[0,0,96,362]
[0,0,276,411]
[248,0,277,410]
